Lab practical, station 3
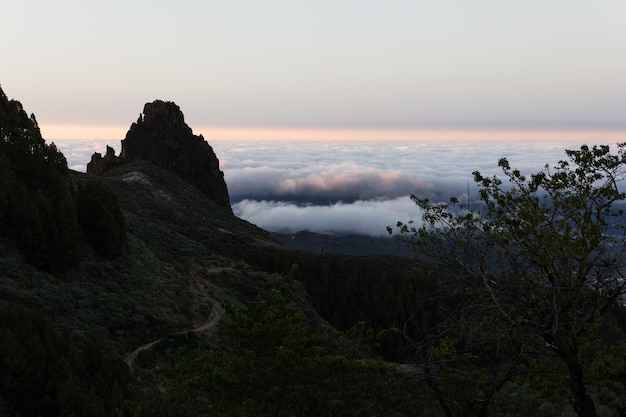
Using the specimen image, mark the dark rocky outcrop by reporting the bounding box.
[88,100,231,211]
[87,145,123,176]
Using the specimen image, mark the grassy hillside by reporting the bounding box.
[0,155,435,415]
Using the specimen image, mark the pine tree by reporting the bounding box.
[0,85,84,271]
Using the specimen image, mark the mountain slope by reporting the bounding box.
[0,89,434,415]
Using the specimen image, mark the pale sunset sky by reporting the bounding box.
[2,0,626,142]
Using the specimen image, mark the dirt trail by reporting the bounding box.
[124,298,224,369]
[124,268,226,369]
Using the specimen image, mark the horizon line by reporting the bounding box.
[42,124,626,143]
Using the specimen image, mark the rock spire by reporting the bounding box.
[87,100,231,211]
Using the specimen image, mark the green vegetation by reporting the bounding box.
[0,86,430,415]
[293,254,446,360]
[0,85,125,271]
[0,87,82,270]
[2,85,625,416]
[392,143,626,417]
[133,275,422,417]
[0,304,130,417]
[76,179,126,259]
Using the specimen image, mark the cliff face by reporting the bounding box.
[88,100,231,211]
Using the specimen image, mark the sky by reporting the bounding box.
[4,1,626,236]
[2,0,626,137]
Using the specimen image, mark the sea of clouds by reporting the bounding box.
[57,138,611,237]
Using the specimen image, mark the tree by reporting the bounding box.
[135,273,422,417]
[0,304,131,417]
[1,85,84,271]
[391,143,626,417]
[76,179,126,259]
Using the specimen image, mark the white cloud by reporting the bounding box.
[218,139,613,234]
[55,139,119,172]
[226,162,430,203]
[59,137,617,235]
[215,139,601,203]
[233,196,421,237]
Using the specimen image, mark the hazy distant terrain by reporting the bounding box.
[273,230,411,256]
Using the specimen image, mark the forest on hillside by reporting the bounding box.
[0,87,125,271]
[2,85,626,417]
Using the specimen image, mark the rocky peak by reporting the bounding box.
[87,100,231,211]
[87,145,121,176]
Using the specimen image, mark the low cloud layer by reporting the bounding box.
[59,137,613,236]
[226,164,432,203]
[233,197,420,237]
[56,140,120,172]
[215,139,609,235]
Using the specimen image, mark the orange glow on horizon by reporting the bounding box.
[41,123,625,144]
[42,124,130,141]
[199,127,625,143]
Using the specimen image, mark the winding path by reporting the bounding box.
[124,268,226,369]
[124,299,224,369]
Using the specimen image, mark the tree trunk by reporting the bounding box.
[546,334,597,417]
[569,373,597,417]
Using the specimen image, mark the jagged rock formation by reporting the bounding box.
[87,145,123,175]
[88,100,231,211]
